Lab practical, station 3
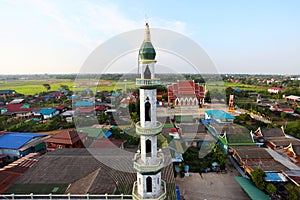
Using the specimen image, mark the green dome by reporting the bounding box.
[139,41,156,60]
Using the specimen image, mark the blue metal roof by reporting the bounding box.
[176,186,181,200]
[205,110,235,119]
[38,108,57,115]
[104,131,112,138]
[0,90,15,94]
[75,101,94,107]
[0,132,46,149]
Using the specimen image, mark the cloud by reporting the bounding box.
[21,0,189,49]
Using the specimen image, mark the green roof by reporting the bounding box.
[234,177,269,200]
[175,115,194,123]
[77,127,107,139]
[163,123,174,128]
[227,133,253,144]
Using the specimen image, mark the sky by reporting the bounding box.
[0,0,300,75]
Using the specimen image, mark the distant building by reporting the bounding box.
[34,108,59,120]
[0,90,15,97]
[167,80,205,107]
[270,103,294,113]
[268,87,284,94]
[285,95,300,107]
[0,103,33,118]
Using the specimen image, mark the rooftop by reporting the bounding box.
[205,110,235,120]
[9,148,175,197]
[0,132,46,149]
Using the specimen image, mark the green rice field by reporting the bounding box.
[0,79,136,95]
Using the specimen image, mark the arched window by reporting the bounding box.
[145,101,151,121]
[146,139,151,157]
[146,176,152,192]
[144,65,151,79]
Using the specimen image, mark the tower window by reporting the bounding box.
[146,176,152,192]
[144,65,151,79]
[146,139,151,157]
[145,102,151,121]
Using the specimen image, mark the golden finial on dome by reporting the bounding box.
[144,16,151,42]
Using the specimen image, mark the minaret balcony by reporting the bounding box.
[133,152,164,173]
[136,121,163,135]
[132,180,167,200]
[136,78,161,87]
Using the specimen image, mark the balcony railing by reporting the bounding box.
[132,180,167,200]
[136,121,163,135]
[0,194,132,200]
[136,78,161,87]
[133,152,164,173]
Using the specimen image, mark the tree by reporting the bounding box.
[266,183,277,195]
[60,84,69,90]
[211,143,227,169]
[43,83,51,91]
[130,112,139,127]
[285,184,300,200]
[250,168,266,190]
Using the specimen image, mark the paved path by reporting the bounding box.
[176,172,250,200]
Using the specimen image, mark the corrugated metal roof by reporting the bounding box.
[38,108,57,115]
[75,101,93,107]
[0,132,46,149]
[234,176,269,200]
[205,110,235,120]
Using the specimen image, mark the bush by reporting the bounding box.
[250,168,266,190]
[285,184,300,200]
[266,183,276,194]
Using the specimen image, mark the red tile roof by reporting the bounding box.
[167,80,205,99]
[0,104,33,112]
[45,130,86,145]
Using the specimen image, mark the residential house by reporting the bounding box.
[0,104,33,119]
[0,132,46,159]
[8,98,25,104]
[230,145,288,174]
[120,95,136,108]
[74,101,94,117]
[34,108,59,120]
[54,105,69,114]
[218,124,255,153]
[268,87,284,94]
[45,130,88,150]
[0,90,15,97]
[256,99,276,107]
[254,127,300,164]
[285,95,300,107]
[270,103,294,113]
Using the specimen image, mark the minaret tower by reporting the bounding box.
[132,23,166,200]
